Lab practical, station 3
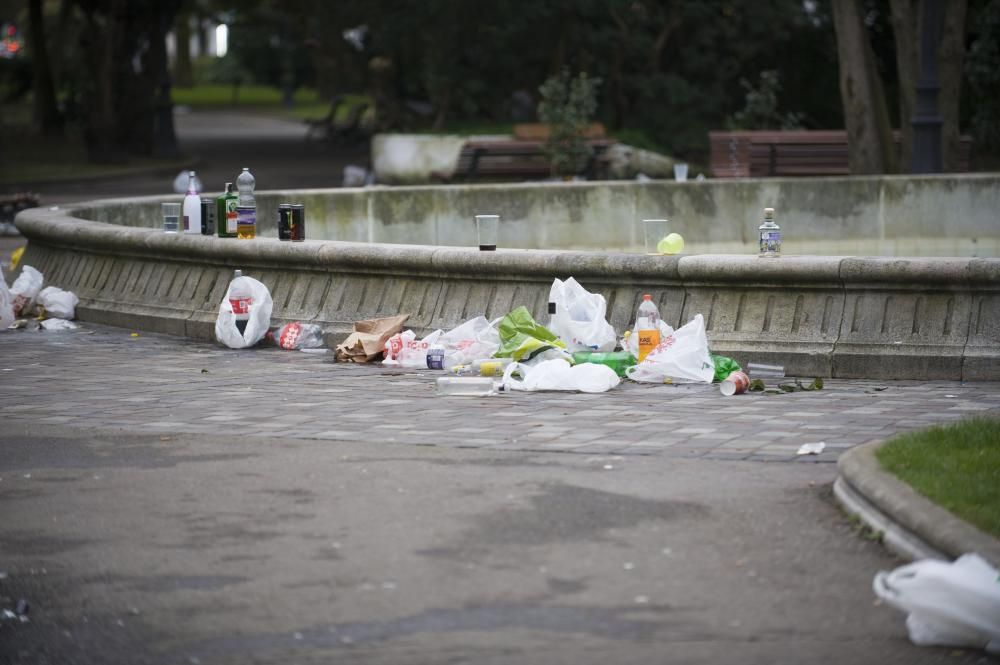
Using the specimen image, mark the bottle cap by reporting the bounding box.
[642,294,652,301]
[764,207,774,217]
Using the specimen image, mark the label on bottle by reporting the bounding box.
[427,346,445,370]
[479,361,506,377]
[760,230,781,255]
[226,200,238,233]
[230,295,251,315]
[637,328,661,363]
[237,207,256,234]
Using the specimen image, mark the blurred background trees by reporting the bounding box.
[1,0,997,169]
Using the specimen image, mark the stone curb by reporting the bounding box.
[834,440,1000,567]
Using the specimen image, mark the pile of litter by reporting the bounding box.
[1,265,80,332]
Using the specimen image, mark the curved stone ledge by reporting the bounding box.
[14,202,1000,380]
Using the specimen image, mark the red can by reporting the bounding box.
[720,370,750,396]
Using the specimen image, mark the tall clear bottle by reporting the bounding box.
[182,171,202,235]
[758,207,781,258]
[217,183,238,238]
[636,294,661,363]
[236,167,256,240]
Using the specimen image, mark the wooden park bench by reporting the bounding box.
[709,130,973,177]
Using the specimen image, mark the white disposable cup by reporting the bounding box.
[673,163,688,182]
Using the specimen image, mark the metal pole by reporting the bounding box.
[911,0,943,173]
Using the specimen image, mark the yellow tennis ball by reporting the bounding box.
[657,233,684,254]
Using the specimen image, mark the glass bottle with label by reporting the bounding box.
[217,183,238,238]
[758,207,781,258]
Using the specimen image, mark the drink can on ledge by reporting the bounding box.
[200,198,216,235]
[277,204,293,241]
[289,204,305,241]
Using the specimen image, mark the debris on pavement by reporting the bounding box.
[796,442,826,455]
[335,314,409,362]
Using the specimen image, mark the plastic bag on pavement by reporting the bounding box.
[873,553,1000,654]
[383,329,443,368]
[335,314,409,362]
[38,286,79,320]
[0,268,14,330]
[40,318,79,331]
[497,306,569,363]
[439,316,501,370]
[501,358,619,393]
[625,314,715,384]
[10,265,43,317]
[548,277,616,353]
[711,354,741,382]
[272,322,325,350]
[215,276,273,349]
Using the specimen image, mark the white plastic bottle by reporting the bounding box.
[182,171,201,235]
[636,294,661,363]
[228,269,252,336]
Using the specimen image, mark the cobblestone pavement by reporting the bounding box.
[3,323,999,459]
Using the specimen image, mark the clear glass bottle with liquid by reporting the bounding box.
[236,167,256,240]
[758,207,781,258]
[636,294,661,363]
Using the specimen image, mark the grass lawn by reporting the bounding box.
[876,417,1000,538]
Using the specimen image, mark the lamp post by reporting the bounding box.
[911,0,943,173]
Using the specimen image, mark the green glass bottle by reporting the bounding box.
[216,182,238,238]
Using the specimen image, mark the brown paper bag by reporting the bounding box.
[335,314,409,362]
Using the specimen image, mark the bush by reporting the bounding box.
[537,69,601,177]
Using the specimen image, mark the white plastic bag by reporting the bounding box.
[10,265,43,317]
[625,313,715,384]
[873,553,1000,654]
[383,329,442,368]
[0,267,14,330]
[501,358,620,393]
[548,277,617,353]
[215,276,273,349]
[439,316,501,370]
[38,286,79,320]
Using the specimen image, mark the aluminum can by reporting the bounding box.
[720,370,750,396]
[277,203,293,241]
[200,198,216,235]
[289,204,305,242]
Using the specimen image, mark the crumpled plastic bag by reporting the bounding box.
[215,276,273,349]
[40,318,79,331]
[625,314,715,384]
[38,286,79,320]
[501,358,620,393]
[711,354,741,382]
[335,314,409,362]
[271,322,325,350]
[548,277,616,353]
[873,553,1000,654]
[0,267,14,330]
[383,329,443,368]
[497,306,569,363]
[439,316,501,370]
[10,265,43,317]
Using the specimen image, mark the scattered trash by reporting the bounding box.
[271,322,325,350]
[0,267,14,330]
[501,358,620,393]
[547,277,616,353]
[382,328,442,368]
[9,246,24,271]
[40,318,79,331]
[38,286,79,320]
[796,442,826,455]
[10,265,43,317]
[215,270,273,349]
[747,362,785,378]
[720,370,750,396]
[626,314,714,384]
[335,314,409,362]
[873,553,1000,654]
[200,369,209,374]
[497,306,571,363]
[571,351,635,377]
[130,332,140,338]
[436,376,498,397]
[865,386,889,394]
[777,378,824,392]
[711,355,742,383]
[439,316,501,370]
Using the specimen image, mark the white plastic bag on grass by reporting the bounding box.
[625,313,714,383]
[501,358,619,393]
[873,553,1000,654]
[439,316,501,370]
[10,265,43,317]
[548,277,617,352]
[0,268,14,330]
[215,275,272,349]
[383,329,442,368]
[38,286,79,320]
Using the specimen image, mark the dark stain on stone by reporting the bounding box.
[547,577,588,595]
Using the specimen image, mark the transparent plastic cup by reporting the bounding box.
[642,219,670,254]
[475,214,499,251]
[674,163,689,182]
[162,202,180,234]
[747,363,785,378]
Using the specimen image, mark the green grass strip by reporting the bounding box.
[876,416,1000,538]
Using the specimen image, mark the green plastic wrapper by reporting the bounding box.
[711,354,742,382]
[497,306,567,362]
[572,351,637,377]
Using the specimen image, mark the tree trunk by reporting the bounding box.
[151,7,179,158]
[890,0,919,172]
[27,0,63,136]
[831,0,895,174]
[939,0,968,171]
[174,9,194,87]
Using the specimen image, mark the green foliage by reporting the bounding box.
[966,0,1000,155]
[727,70,804,131]
[537,69,601,176]
[876,417,1000,538]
